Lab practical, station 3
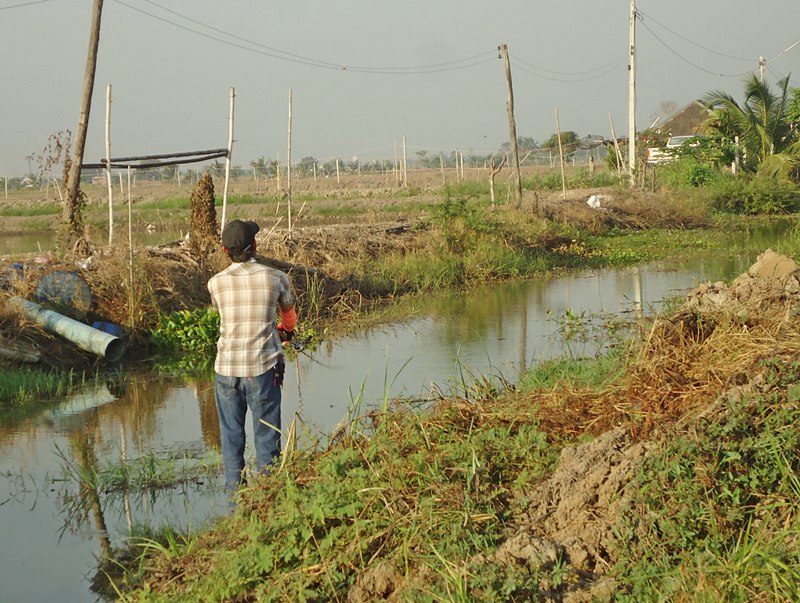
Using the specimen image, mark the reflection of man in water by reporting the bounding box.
[207,220,297,494]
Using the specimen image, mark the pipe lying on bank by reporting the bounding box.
[9,297,125,362]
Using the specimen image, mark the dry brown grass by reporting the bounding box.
[526,268,800,442]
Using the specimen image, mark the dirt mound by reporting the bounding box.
[463,249,800,602]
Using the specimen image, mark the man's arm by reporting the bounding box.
[277,301,297,342]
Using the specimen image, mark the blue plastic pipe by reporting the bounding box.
[10,297,125,362]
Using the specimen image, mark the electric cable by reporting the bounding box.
[511,53,627,83]
[512,52,628,76]
[638,17,755,78]
[637,9,753,62]
[115,0,497,74]
[0,0,54,9]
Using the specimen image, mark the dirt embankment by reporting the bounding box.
[455,249,800,602]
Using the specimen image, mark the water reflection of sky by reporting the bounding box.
[0,219,789,601]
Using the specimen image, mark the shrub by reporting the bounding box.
[702,176,800,214]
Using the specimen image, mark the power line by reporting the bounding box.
[512,52,628,77]
[637,9,753,62]
[638,17,755,78]
[769,38,800,63]
[115,0,497,75]
[0,0,54,10]
[511,53,627,83]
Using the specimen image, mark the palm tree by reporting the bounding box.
[703,74,796,173]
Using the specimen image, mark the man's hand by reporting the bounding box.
[278,325,294,344]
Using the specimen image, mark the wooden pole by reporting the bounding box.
[628,0,637,186]
[105,83,114,245]
[402,136,408,187]
[221,87,235,228]
[555,109,567,201]
[499,44,523,208]
[287,89,293,237]
[488,155,506,206]
[65,0,103,232]
[335,158,340,184]
[127,165,134,327]
[608,113,623,176]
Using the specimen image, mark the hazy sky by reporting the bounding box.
[2,0,799,176]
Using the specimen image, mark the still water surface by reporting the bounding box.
[0,222,789,602]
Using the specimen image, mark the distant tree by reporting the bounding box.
[499,137,539,154]
[209,160,225,178]
[297,156,318,175]
[649,100,678,128]
[322,159,340,174]
[160,165,177,182]
[250,156,271,177]
[542,131,579,149]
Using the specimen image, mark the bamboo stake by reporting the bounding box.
[221,87,235,228]
[608,113,623,176]
[105,83,114,245]
[287,89,293,237]
[127,165,133,327]
[555,108,567,201]
[402,136,408,187]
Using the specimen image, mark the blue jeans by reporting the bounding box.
[214,369,281,492]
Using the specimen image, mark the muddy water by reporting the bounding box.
[0,228,185,256]
[0,221,790,602]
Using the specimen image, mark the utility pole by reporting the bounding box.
[499,44,523,208]
[628,0,637,187]
[64,0,104,242]
[759,56,766,82]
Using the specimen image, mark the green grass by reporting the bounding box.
[0,367,86,407]
[0,204,60,217]
[116,385,560,601]
[611,357,800,601]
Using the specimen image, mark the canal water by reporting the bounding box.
[0,222,791,602]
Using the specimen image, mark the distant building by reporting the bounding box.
[658,100,712,137]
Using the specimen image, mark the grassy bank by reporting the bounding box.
[112,285,800,600]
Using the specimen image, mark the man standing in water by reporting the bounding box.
[208,219,297,494]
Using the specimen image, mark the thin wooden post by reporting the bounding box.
[555,109,567,201]
[221,87,235,228]
[65,0,103,234]
[608,113,623,176]
[488,155,506,207]
[402,136,408,187]
[393,142,399,186]
[127,165,134,327]
[105,83,114,245]
[287,89,293,237]
[499,44,523,208]
[335,158,340,184]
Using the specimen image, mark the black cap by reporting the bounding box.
[221,220,260,253]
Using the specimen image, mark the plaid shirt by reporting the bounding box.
[207,258,294,377]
